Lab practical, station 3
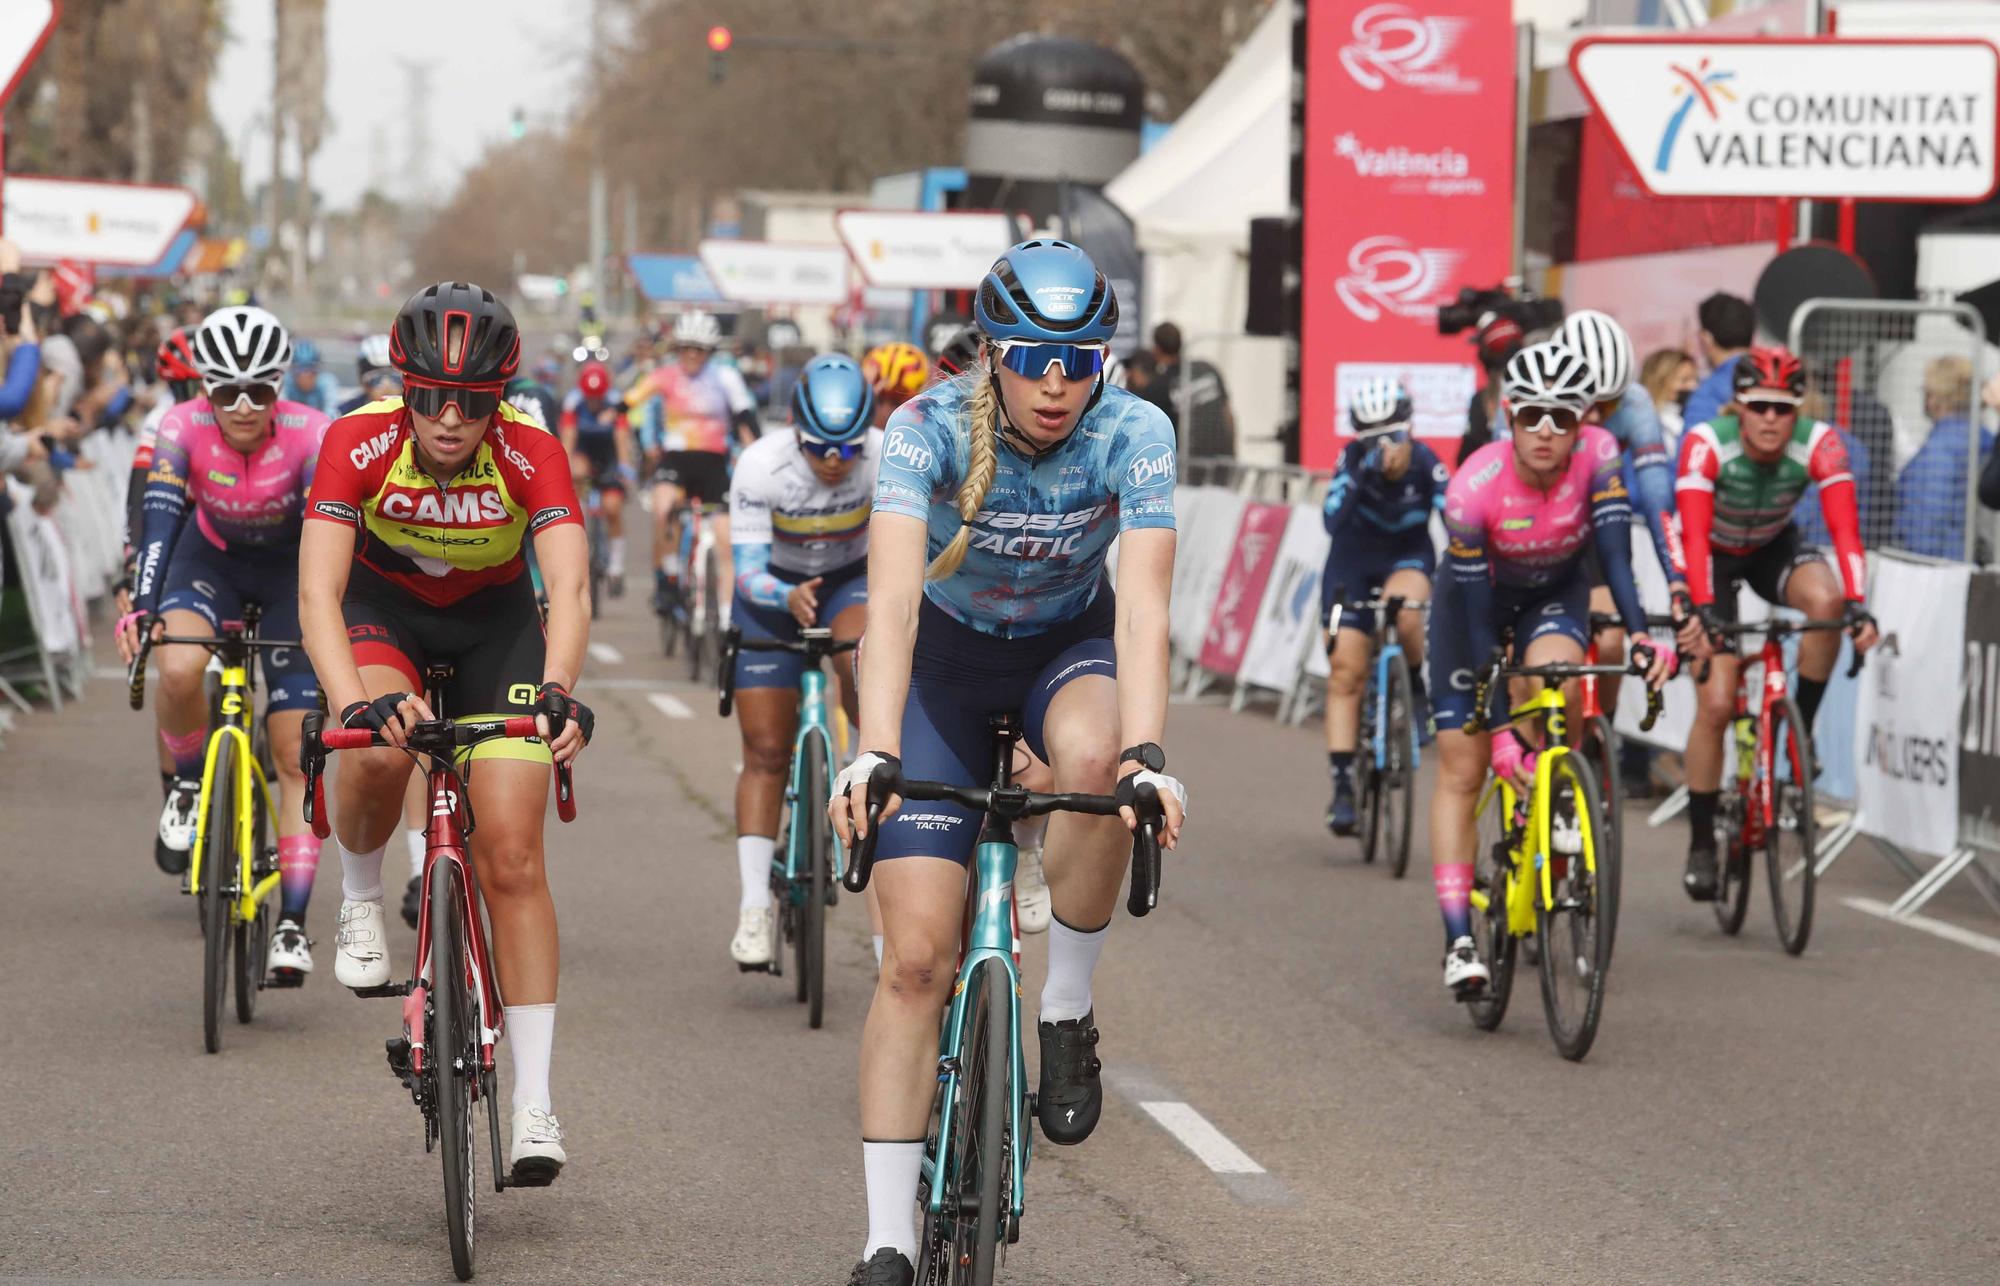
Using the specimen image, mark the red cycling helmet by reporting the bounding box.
[577,360,611,399]
[1732,346,1806,400]
[157,326,201,386]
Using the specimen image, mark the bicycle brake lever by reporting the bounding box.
[1641,688,1663,734]
[554,761,576,822]
[1126,782,1163,919]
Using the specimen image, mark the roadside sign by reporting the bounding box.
[835,210,1013,289]
[5,176,200,267]
[0,1,57,108]
[697,240,849,306]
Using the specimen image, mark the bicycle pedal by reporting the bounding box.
[385,1036,413,1079]
[736,961,777,975]
[508,1159,561,1188]
[350,982,411,998]
[1451,979,1488,1004]
[264,970,306,990]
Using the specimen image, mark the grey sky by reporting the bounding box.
[209,0,589,212]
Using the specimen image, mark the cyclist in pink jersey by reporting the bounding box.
[115,306,332,985]
[1425,342,1677,995]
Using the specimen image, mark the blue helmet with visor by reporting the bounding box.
[791,353,875,458]
[975,239,1118,384]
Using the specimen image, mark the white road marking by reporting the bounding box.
[648,692,693,720]
[1136,1101,1266,1175]
[1845,897,2000,959]
[588,642,624,666]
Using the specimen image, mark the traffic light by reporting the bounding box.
[509,108,527,140]
[708,25,731,84]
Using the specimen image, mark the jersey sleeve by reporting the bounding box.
[1585,434,1649,637]
[1674,425,1722,606]
[874,401,955,522]
[509,424,585,538]
[1609,389,1682,579]
[729,445,775,547]
[559,389,582,434]
[1808,423,1866,601]
[716,365,757,416]
[132,414,196,612]
[304,417,374,531]
[1111,399,1177,532]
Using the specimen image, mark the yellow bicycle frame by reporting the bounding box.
[1467,684,1599,937]
[186,662,282,924]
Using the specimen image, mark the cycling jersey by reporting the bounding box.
[559,390,625,440]
[624,360,755,454]
[1596,384,1683,578]
[132,398,332,614]
[873,379,1177,637]
[1675,412,1865,606]
[505,380,561,432]
[730,428,883,606]
[305,398,582,608]
[1323,438,1447,539]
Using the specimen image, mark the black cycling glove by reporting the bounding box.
[342,692,412,732]
[537,682,594,746]
[1842,600,1877,635]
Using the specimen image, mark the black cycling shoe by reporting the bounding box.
[845,1248,914,1286]
[1683,844,1719,902]
[1037,1011,1104,1145]
[401,875,422,930]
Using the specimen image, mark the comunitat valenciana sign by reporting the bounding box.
[1571,37,2000,201]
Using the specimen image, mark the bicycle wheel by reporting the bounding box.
[1763,697,1817,956]
[1356,739,1379,864]
[1381,661,1416,880]
[432,857,478,1282]
[233,785,274,1024]
[201,740,234,1054]
[1713,788,1753,935]
[685,565,708,682]
[800,731,830,1030]
[1536,752,1613,1061]
[1577,714,1623,966]
[918,956,1010,1285]
[1466,780,1517,1033]
[698,542,722,684]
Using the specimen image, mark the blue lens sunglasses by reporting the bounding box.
[993,339,1108,381]
[797,433,866,462]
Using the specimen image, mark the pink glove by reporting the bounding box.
[1631,632,1678,685]
[1490,729,1534,785]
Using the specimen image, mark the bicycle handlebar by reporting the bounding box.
[127,631,305,711]
[717,626,860,716]
[842,764,1167,919]
[1703,616,1868,679]
[1465,649,1668,736]
[299,711,577,839]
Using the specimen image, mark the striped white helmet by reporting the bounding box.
[1502,341,1595,412]
[191,306,291,386]
[671,310,722,349]
[1558,308,1633,403]
[1348,376,1413,435]
[357,333,394,375]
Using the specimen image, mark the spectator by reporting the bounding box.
[1893,354,1990,560]
[1683,292,1756,429]
[1142,321,1237,457]
[1639,347,1698,442]
[1974,371,2000,511]
[1797,359,1893,546]
[1123,350,1158,399]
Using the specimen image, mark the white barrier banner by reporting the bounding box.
[1855,553,1968,857]
[5,478,79,656]
[1170,488,1245,659]
[1237,505,1331,694]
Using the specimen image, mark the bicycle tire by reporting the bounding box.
[802,731,829,1030]
[1763,697,1817,956]
[918,956,1009,1285]
[433,857,477,1282]
[1581,714,1623,965]
[1356,743,1379,864]
[201,739,234,1054]
[233,784,274,1024]
[699,542,722,684]
[1536,752,1613,1061]
[1713,787,1753,936]
[1382,661,1416,880]
[1466,781,1517,1033]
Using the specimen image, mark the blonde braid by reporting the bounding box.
[926,369,999,581]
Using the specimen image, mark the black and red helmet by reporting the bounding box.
[1732,346,1806,400]
[155,326,201,386]
[389,281,521,387]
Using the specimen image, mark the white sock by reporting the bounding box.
[608,539,626,576]
[738,835,775,911]
[406,829,426,880]
[861,1140,923,1260]
[338,839,386,902]
[505,1002,556,1112]
[872,935,884,967]
[1040,916,1109,1023]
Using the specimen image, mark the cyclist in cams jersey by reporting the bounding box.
[1321,377,1446,837]
[560,360,634,594]
[828,241,1186,1286]
[115,306,331,982]
[727,353,881,969]
[1427,342,1676,996]
[300,281,594,1185]
[1673,346,1880,900]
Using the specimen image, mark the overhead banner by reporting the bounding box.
[696,240,849,306]
[1301,1,1517,470]
[5,176,200,267]
[835,210,1013,289]
[1855,554,1969,858]
[1571,37,2000,201]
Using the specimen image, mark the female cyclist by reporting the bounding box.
[728,353,880,968]
[828,240,1187,1286]
[1426,341,1676,994]
[299,281,594,1184]
[862,340,929,428]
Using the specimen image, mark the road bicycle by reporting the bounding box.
[1328,596,1428,877]
[846,716,1165,1284]
[657,496,724,681]
[1462,652,1663,1061]
[1703,616,1862,955]
[1574,611,1681,863]
[582,483,609,619]
[301,668,577,1282]
[128,605,295,1054]
[718,625,858,1029]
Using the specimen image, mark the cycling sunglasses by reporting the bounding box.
[1514,405,1582,435]
[1742,397,1800,418]
[204,380,280,412]
[402,377,503,421]
[992,339,1108,381]
[1355,422,1411,444]
[797,433,866,463]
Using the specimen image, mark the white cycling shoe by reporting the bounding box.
[267,920,313,977]
[1014,844,1051,934]
[1443,936,1491,992]
[334,899,392,989]
[158,780,200,852]
[509,1105,566,1185]
[730,906,775,968]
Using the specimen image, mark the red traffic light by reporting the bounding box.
[707,25,732,53]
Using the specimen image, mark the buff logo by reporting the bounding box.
[381,488,509,524]
[883,429,933,473]
[349,429,399,470]
[313,500,359,524]
[1126,444,1175,490]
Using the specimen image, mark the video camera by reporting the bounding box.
[1437,284,1564,338]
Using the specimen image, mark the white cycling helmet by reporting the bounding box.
[671,311,722,349]
[357,333,394,376]
[191,305,292,386]
[1348,376,1413,435]
[1558,309,1633,403]
[1502,341,1595,412]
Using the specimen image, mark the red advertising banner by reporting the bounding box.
[1198,502,1290,676]
[1300,2,1518,470]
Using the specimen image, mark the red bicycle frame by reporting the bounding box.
[1734,634,1804,851]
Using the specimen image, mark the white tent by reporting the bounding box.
[1107,1,1289,462]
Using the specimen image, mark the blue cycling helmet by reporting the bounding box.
[974,239,1118,344]
[791,353,875,444]
[292,338,321,368]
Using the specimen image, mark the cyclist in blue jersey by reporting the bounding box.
[336,334,399,417]
[560,360,634,595]
[283,338,337,416]
[827,241,1187,1286]
[1322,377,1447,835]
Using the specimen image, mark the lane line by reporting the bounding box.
[648,692,693,720]
[588,642,624,666]
[1136,1101,1266,1174]
[1844,897,2000,959]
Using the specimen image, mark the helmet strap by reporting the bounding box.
[990,369,1102,462]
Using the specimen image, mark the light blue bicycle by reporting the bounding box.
[1330,595,1429,878]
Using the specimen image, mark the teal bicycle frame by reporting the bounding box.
[780,641,845,902]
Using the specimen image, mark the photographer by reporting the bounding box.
[1441,284,1558,458]
[1459,315,1523,457]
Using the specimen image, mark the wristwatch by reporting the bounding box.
[1118,742,1165,773]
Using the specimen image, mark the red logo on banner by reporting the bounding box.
[1303,1,1515,469]
[1199,503,1290,676]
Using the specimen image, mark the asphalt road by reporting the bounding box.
[6,571,2000,1284]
